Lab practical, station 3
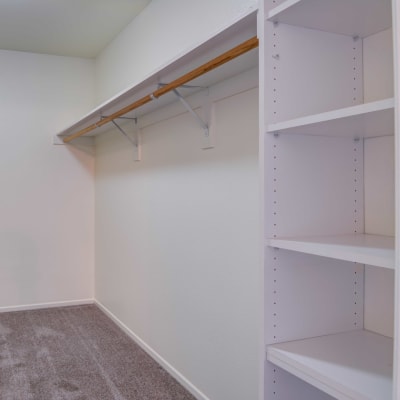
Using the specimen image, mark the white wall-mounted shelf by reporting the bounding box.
[56,12,257,141]
[267,234,394,269]
[267,98,394,139]
[267,0,392,38]
[267,330,393,400]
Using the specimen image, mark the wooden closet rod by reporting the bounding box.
[63,36,259,143]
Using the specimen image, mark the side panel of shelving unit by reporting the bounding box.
[365,265,395,337]
[265,248,364,343]
[364,29,394,103]
[258,3,267,400]
[392,1,400,399]
[265,22,362,125]
[363,30,395,248]
[363,136,395,339]
[264,362,335,400]
[265,134,364,237]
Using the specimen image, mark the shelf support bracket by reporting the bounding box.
[171,88,214,149]
[111,118,141,161]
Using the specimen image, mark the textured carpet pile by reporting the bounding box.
[0,305,195,400]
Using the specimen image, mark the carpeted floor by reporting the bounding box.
[0,305,196,400]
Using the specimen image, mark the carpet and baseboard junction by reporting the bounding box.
[0,304,195,399]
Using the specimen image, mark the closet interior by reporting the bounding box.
[55,1,400,398]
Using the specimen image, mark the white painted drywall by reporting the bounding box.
[95,71,259,400]
[94,0,258,104]
[0,49,95,308]
[93,2,260,398]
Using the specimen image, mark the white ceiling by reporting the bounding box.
[0,0,151,58]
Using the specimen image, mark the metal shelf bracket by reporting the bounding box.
[172,88,214,149]
[158,83,214,149]
[110,117,141,161]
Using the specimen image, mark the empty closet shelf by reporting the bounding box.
[266,98,394,139]
[267,0,391,38]
[267,234,394,269]
[267,330,393,400]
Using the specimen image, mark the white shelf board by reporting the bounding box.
[56,12,257,140]
[267,98,394,139]
[267,234,394,269]
[267,0,392,38]
[267,330,393,400]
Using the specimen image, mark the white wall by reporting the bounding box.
[94,0,258,104]
[95,70,259,400]
[0,49,95,310]
[93,2,260,399]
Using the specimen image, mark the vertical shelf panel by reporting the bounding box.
[264,134,363,238]
[265,249,364,344]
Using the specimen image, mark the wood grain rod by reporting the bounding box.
[63,36,258,143]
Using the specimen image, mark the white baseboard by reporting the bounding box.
[95,300,210,400]
[0,298,94,313]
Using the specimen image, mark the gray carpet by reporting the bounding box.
[0,305,196,400]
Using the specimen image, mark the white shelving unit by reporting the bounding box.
[261,0,397,399]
